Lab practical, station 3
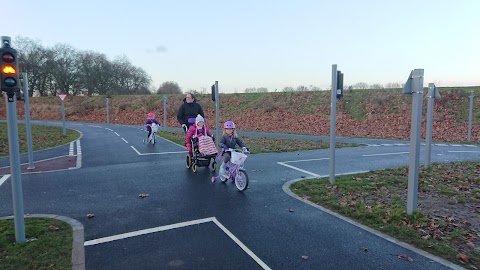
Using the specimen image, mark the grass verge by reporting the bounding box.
[290,162,480,269]
[0,123,80,157]
[0,217,72,270]
[157,130,363,153]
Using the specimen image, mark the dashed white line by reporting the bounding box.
[362,152,409,157]
[76,140,82,155]
[69,142,74,156]
[121,138,128,144]
[114,132,120,136]
[281,158,329,163]
[105,128,113,131]
[450,144,462,147]
[0,174,10,187]
[435,144,448,147]
[88,125,102,128]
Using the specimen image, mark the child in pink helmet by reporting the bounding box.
[218,121,248,176]
[144,112,161,142]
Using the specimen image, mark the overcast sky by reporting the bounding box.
[4,0,479,92]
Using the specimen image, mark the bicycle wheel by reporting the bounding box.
[235,169,249,191]
[152,134,156,145]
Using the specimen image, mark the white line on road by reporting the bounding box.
[84,218,213,246]
[105,128,113,131]
[69,142,74,156]
[362,152,409,157]
[76,140,82,156]
[281,158,329,164]
[448,151,480,153]
[211,217,272,270]
[450,144,462,147]
[277,162,321,178]
[84,217,272,270]
[130,146,186,155]
[435,144,448,146]
[121,138,128,144]
[0,175,10,187]
[88,125,102,128]
[71,123,83,126]
[114,132,120,136]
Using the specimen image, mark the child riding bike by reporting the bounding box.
[218,121,249,177]
[144,112,161,143]
[185,114,214,157]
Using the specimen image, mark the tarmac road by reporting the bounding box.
[1,120,478,270]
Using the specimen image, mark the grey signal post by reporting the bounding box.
[425,83,440,168]
[23,73,35,169]
[214,81,220,148]
[106,97,110,125]
[163,96,167,129]
[60,96,66,136]
[329,64,338,184]
[468,90,474,142]
[1,36,26,242]
[402,69,424,215]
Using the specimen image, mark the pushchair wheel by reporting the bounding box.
[211,162,217,172]
[192,164,198,173]
[186,155,192,168]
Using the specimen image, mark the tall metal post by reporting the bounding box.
[106,97,110,125]
[23,73,35,169]
[214,81,220,148]
[406,69,424,215]
[61,99,66,136]
[5,93,26,242]
[425,84,434,167]
[163,96,167,129]
[468,90,474,142]
[329,65,338,184]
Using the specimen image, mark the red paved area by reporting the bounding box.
[0,156,78,175]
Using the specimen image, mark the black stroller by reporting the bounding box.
[184,118,217,173]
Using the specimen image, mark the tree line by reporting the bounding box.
[15,36,153,97]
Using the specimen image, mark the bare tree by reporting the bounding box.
[370,83,384,89]
[50,44,80,95]
[352,82,369,89]
[282,86,295,92]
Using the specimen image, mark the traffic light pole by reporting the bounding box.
[329,65,337,184]
[214,81,220,148]
[5,92,26,242]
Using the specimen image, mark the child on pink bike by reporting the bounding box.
[144,112,161,142]
[218,121,248,177]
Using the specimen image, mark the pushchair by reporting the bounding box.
[184,118,218,173]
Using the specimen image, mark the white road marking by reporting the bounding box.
[69,142,74,156]
[114,132,120,136]
[394,143,408,146]
[281,158,329,164]
[464,144,478,147]
[84,217,212,246]
[130,146,187,155]
[71,123,83,126]
[88,125,102,128]
[84,217,272,270]
[121,138,128,144]
[435,144,448,146]
[450,144,462,147]
[0,175,10,187]
[362,152,409,157]
[211,217,272,270]
[277,162,321,178]
[448,151,480,153]
[105,128,113,131]
[381,144,393,146]
[76,140,82,155]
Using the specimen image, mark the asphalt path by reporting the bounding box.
[1,120,479,270]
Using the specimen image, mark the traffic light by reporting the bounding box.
[336,71,343,99]
[211,84,215,101]
[1,38,20,102]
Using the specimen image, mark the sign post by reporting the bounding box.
[23,73,35,169]
[106,97,110,125]
[214,81,220,148]
[402,69,424,215]
[468,90,474,142]
[163,96,167,129]
[59,94,67,136]
[425,83,440,167]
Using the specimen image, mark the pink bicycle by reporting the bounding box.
[211,148,249,191]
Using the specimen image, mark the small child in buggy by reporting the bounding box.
[185,114,218,172]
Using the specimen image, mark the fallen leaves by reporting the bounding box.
[138,194,149,198]
[360,247,368,252]
[398,254,414,262]
[86,214,95,219]
[48,225,59,231]
[301,255,309,260]
[456,253,470,263]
